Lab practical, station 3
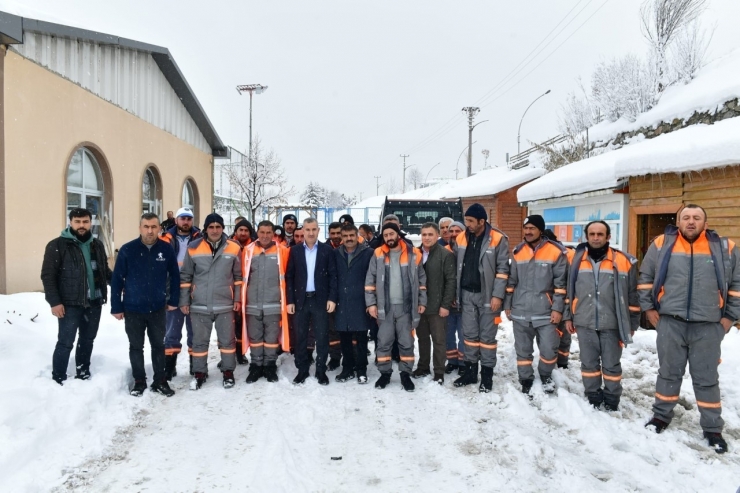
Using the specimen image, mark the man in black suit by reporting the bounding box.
[286,217,338,385]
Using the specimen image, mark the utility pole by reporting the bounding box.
[462,107,480,177]
[400,154,412,193]
[374,175,382,196]
[236,84,268,221]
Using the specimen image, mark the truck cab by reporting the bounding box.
[380,198,464,246]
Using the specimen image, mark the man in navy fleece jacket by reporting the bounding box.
[111,213,180,397]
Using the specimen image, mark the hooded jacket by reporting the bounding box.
[638,225,740,323]
[179,233,243,315]
[365,240,427,329]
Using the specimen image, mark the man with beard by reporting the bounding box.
[365,223,427,391]
[232,219,254,365]
[328,222,343,249]
[334,223,374,384]
[161,210,175,232]
[179,213,243,390]
[293,227,304,245]
[505,215,568,396]
[162,208,201,379]
[445,221,466,374]
[640,205,740,454]
[452,204,510,393]
[42,208,112,385]
[359,224,374,243]
[564,221,639,411]
[111,213,180,397]
[283,214,298,246]
[241,221,290,384]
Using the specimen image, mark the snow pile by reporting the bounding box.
[0,293,146,491]
[441,165,545,199]
[589,49,740,143]
[2,291,739,491]
[518,116,740,203]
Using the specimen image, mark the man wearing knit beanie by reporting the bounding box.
[283,214,298,246]
[505,214,569,396]
[179,212,243,390]
[452,203,510,393]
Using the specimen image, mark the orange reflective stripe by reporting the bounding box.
[234,281,244,286]
[554,288,566,295]
[365,286,376,291]
[219,348,236,354]
[540,355,557,365]
[696,400,721,409]
[419,286,427,290]
[464,340,481,347]
[581,370,601,377]
[329,341,341,346]
[516,359,533,366]
[496,273,509,279]
[494,317,502,324]
[655,392,679,402]
[506,287,515,293]
[637,284,653,290]
[250,342,265,347]
[377,356,392,362]
[180,283,192,288]
[480,342,498,350]
[629,306,641,312]
[264,343,280,348]
[191,351,208,357]
[728,291,740,298]
[165,348,181,356]
[557,350,569,357]
[188,348,193,355]
[602,374,622,382]
[400,356,415,361]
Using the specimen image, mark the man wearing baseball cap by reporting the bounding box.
[162,207,201,379]
[505,214,568,396]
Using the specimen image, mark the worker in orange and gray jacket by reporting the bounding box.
[543,228,575,369]
[179,213,243,391]
[505,215,568,396]
[451,204,509,393]
[563,220,640,411]
[640,204,740,454]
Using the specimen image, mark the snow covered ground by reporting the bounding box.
[2,291,740,492]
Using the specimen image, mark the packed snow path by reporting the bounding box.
[1,293,739,492]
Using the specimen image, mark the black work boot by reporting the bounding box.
[223,371,236,389]
[375,372,392,389]
[189,355,194,376]
[336,368,356,382]
[151,379,175,397]
[453,362,479,387]
[130,380,147,396]
[412,368,431,379]
[541,376,556,394]
[400,371,415,392]
[327,358,341,371]
[164,354,178,381]
[263,362,279,383]
[245,364,264,384]
[521,379,534,397]
[479,366,494,393]
[235,340,248,365]
[704,432,728,454]
[444,362,457,374]
[645,417,669,434]
[190,372,207,390]
[587,390,604,409]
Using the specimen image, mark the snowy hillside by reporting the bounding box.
[2,292,739,492]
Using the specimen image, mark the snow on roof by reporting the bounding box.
[441,165,546,199]
[589,49,740,143]
[518,116,740,203]
[352,180,454,209]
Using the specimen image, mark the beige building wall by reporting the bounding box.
[3,50,213,294]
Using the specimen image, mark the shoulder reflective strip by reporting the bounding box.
[496,273,509,279]
[581,370,602,377]
[654,235,665,248]
[696,400,722,409]
[219,348,236,354]
[637,284,653,290]
[554,289,566,294]
[539,355,558,364]
[602,374,622,382]
[464,340,481,347]
[728,291,740,297]
[655,392,679,402]
[516,360,533,366]
[629,306,641,312]
[191,351,208,357]
[480,342,498,349]
[180,283,192,288]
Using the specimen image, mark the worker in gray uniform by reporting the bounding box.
[640,204,740,454]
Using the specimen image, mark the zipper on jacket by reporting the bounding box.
[593,262,599,330]
[687,242,694,320]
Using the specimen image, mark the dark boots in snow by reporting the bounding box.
[453,362,479,387]
[130,380,147,396]
[263,363,279,383]
[223,371,235,389]
[151,380,175,397]
[400,371,415,392]
[704,432,728,454]
[165,354,178,381]
[645,417,669,434]
[479,366,493,393]
[375,372,392,389]
[245,364,263,384]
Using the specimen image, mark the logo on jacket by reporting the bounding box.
[156,252,166,262]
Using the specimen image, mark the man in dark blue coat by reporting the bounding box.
[111,213,180,397]
[334,223,375,384]
[286,218,338,385]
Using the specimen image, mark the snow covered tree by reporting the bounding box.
[385,177,400,195]
[641,0,707,92]
[407,168,424,190]
[558,78,598,135]
[301,182,327,208]
[668,19,713,85]
[224,136,295,222]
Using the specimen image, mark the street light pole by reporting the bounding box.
[424,162,441,185]
[455,141,476,180]
[517,89,551,154]
[236,84,268,167]
[462,107,480,177]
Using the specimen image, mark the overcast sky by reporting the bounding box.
[5,0,740,201]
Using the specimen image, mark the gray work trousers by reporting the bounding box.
[513,320,559,382]
[557,323,571,367]
[376,304,414,374]
[191,311,236,374]
[576,328,623,405]
[653,316,725,433]
[416,313,447,375]
[247,312,281,366]
[461,290,499,368]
